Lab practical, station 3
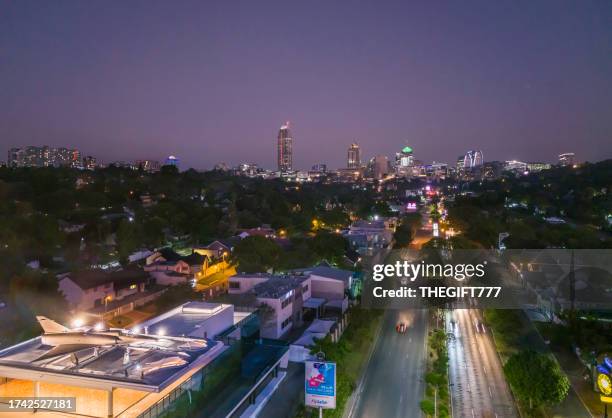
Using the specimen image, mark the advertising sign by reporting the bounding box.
[597,357,612,403]
[305,361,336,409]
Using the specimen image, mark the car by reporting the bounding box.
[396,322,406,334]
[474,319,486,333]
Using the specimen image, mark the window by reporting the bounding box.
[281,297,292,309]
[281,317,293,329]
[229,281,240,289]
[129,284,137,290]
[302,284,309,292]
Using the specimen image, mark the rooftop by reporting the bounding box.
[60,267,149,290]
[139,302,234,339]
[0,331,222,392]
[350,220,386,230]
[293,265,354,283]
[253,275,308,299]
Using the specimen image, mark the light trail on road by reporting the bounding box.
[447,309,518,418]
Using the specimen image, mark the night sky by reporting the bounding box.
[1,1,611,170]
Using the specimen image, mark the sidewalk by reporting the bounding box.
[257,362,305,418]
[532,321,601,418]
[240,371,288,418]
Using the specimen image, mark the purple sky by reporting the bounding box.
[1,1,611,170]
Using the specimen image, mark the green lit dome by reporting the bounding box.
[402,146,413,154]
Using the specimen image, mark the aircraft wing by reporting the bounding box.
[35,344,94,361]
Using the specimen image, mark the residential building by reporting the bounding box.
[194,239,236,260]
[56,267,163,318]
[229,266,352,338]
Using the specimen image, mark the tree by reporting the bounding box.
[231,236,280,273]
[503,350,570,411]
[393,223,414,248]
[309,232,348,264]
[420,399,435,416]
[116,219,141,261]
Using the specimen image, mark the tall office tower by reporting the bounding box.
[165,155,180,169]
[277,122,293,172]
[456,156,465,171]
[395,146,414,176]
[373,155,389,179]
[558,152,575,167]
[8,148,25,167]
[463,150,484,169]
[347,143,361,169]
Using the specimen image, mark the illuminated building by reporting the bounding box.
[424,162,447,180]
[463,150,484,169]
[277,122,293,172]
[526,162,551,172]
[456,155,465,171]
[347,143,361,169]
[164,155,179,168]
[135,160,161,173]
[558,152,575,167]
[83,156,97,170]
[504,160,528,172]
[395,146,414,177]
[0,302,286,418]
[372,155,390,179]
[7,145,82,168]
[482,161,503,179]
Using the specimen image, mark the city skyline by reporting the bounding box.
[2,1,612,170]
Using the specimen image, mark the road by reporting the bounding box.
[349,308,429,418]
[447,309,518,418]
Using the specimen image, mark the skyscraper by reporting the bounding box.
[558,152,575,167]
[165,155,180,169]
[395,145,414,177]
[463,150,484,169]
[347,143,361,169]
[277,122,293,172]
[372,155,389,179]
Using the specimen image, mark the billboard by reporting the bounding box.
[305,361,336,409]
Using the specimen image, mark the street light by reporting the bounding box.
[71,318,84,328]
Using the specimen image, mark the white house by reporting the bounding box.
[57,268,150,312]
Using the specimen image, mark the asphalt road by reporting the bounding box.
[447,309,518,418]
[349,308,429,418]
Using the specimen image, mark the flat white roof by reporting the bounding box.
[0,334,224,392]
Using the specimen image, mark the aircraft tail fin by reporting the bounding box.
[36,316,69,333]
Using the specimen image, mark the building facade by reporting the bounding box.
[347,143,361,169]
[8,145,82,168]
[558,152,575,167]
[277,122,293,172]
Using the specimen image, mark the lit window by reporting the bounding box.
[130,284,137,289]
